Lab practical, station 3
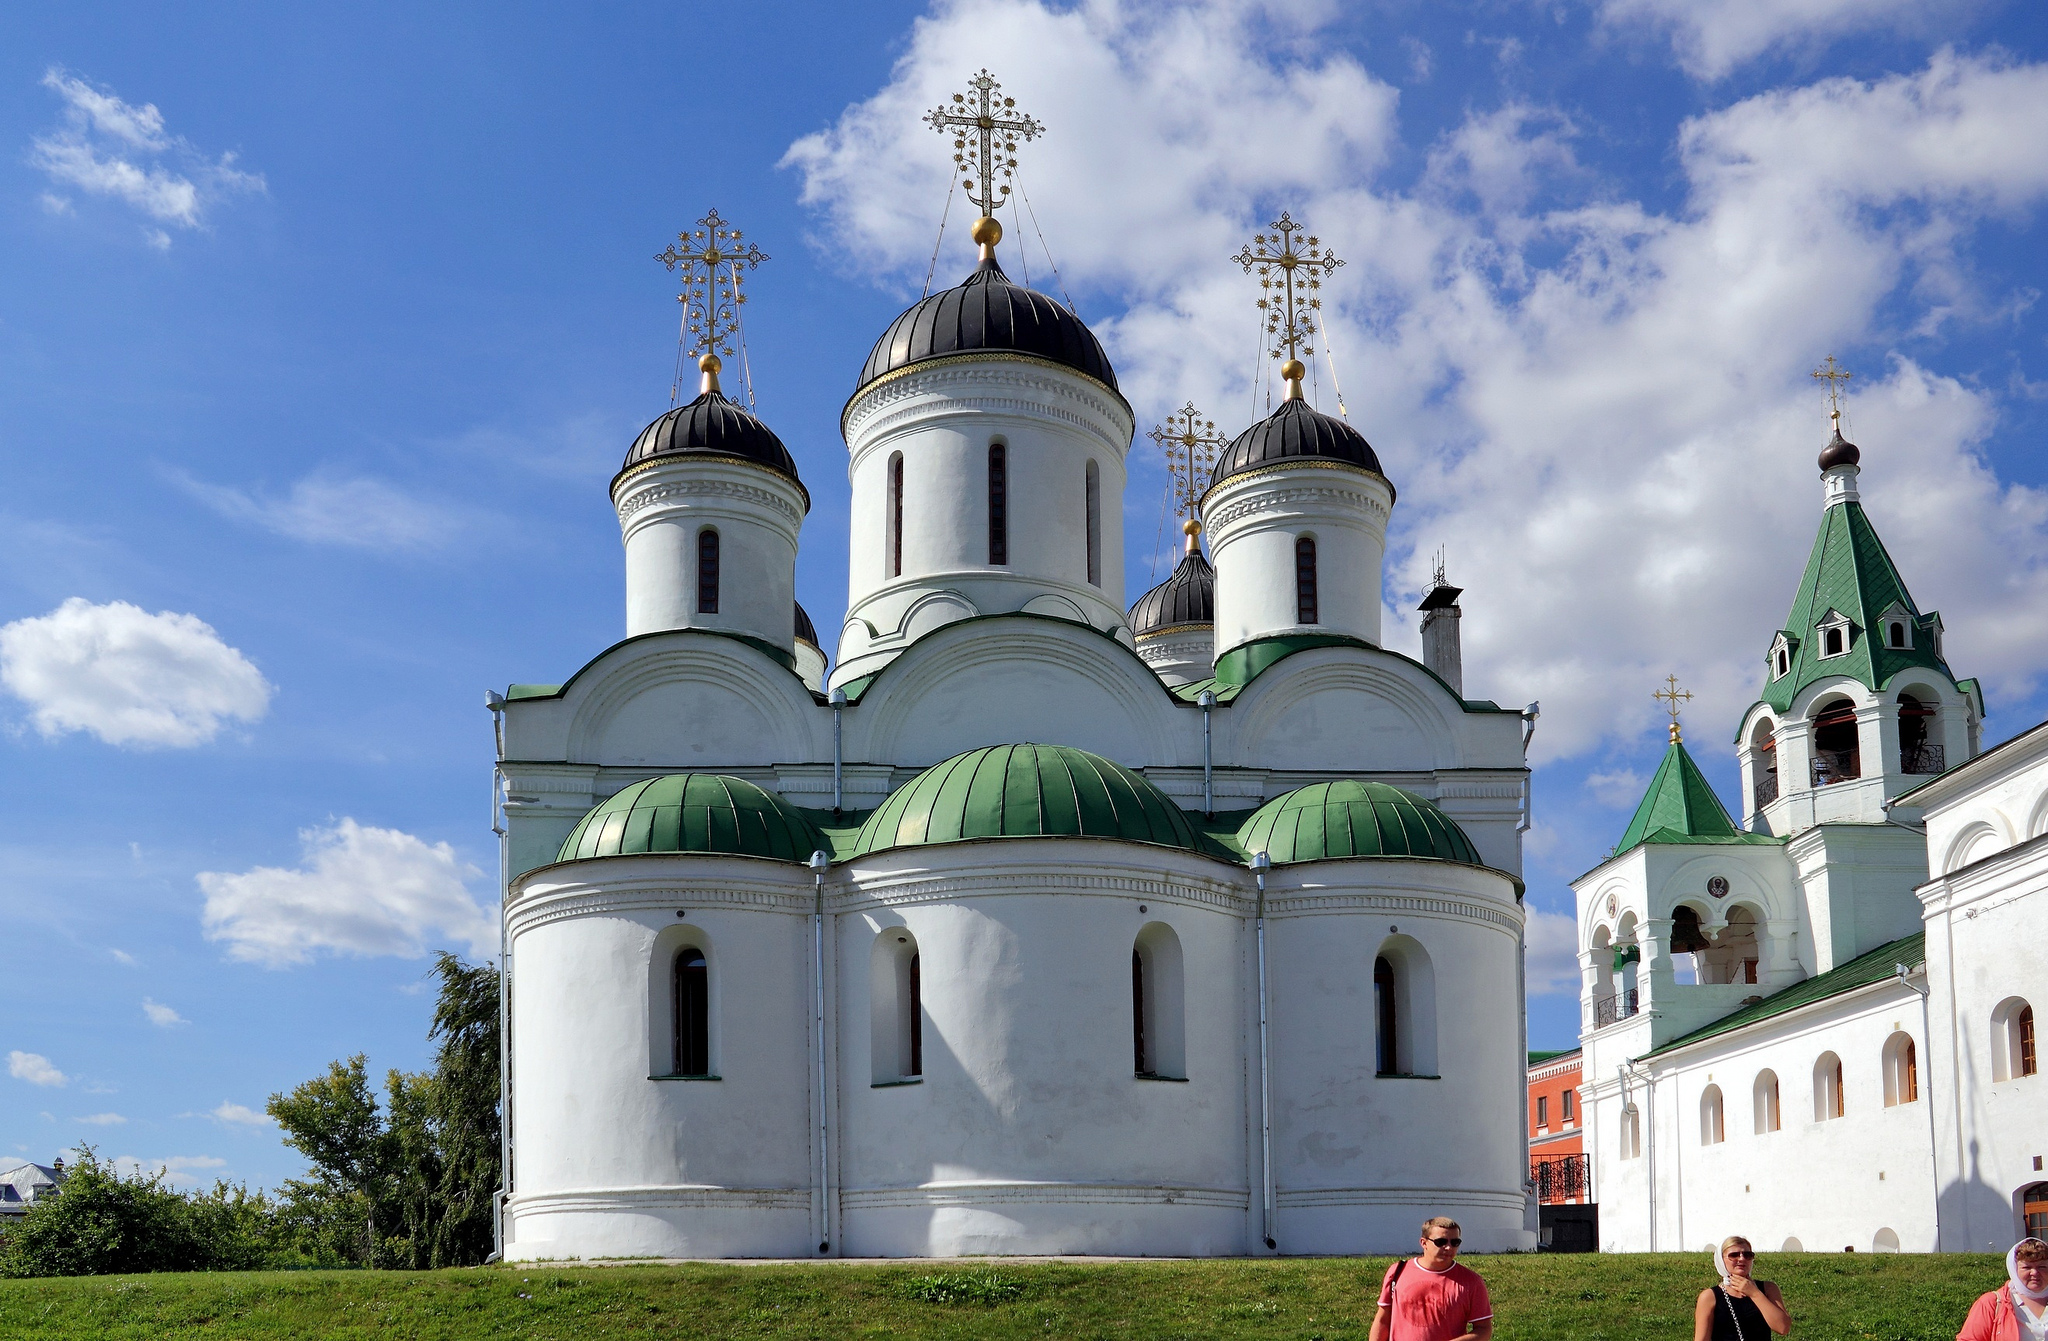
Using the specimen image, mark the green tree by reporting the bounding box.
[423,951,501,1266]
[267,1054,392,1265]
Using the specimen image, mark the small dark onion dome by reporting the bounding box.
[1818,425,1861,471]
[1208,397,1394,501]
[854,253,1118,395]
[794,600,819,647]
[1128,547,1214,636]
[615,390,810,511]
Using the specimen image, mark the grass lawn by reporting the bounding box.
[0,1251,2005,1339]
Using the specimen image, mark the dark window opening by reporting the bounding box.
[696,530,720,615]
[2023,1005,2038,1078]
[1374,955,1397,1074]
[1824,626,1844,656]
[1132,947,1148,1075]
[1812,700,1860,785]
[1296,537,1319,625]
[1754,730,1780,808]
[907,952,922,1077]
[1900,693,1941,774]
[1889,622,1906,648]
[1537,1095,1549,1127]
[1563,1089,1576,1122]
[888,452,904,578]
[988,443,1008,566]
[1776,650,1789,677]
[1085,460,1101,586]
[673,947,709,1076]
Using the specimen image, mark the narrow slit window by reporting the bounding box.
[907,951,923,1077]
[696,530,720,615]
[1296,536,1319,625]
[988,443,1008,566]
[1132,947,1148,1074]
[888,451,904,578]
[1890,622,1906,648]
[1825,627,1844,656]
[1085,459,1101,586]
[674,947,709,1076]
[1374,955,1397,1074]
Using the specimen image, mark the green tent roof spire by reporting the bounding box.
[1614,737,1750,855]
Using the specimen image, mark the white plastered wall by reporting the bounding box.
[615,456,806,653]
[1204,461,1393,656]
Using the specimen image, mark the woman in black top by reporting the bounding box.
[1694,1237,1791,1341]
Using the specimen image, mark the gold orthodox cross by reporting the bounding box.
[655,208,769,382]
[1147,402,1228,539]
[1231,213,1344,390]
[1811,355,1855,415]
[1653,675,1694,743]
[925,69,1044,218]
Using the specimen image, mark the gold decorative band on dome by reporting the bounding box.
[1134,621,1215,643]
[840,348,1131,438]
[1195,454,1392,512]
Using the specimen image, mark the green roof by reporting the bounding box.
[1614,738,1781,856]
[850,744,1211,857]
[1646,932,1925,1058]
[1529,1049,1577,1065]
[1236,780,1489,869]
[558,774,826,864]
[1756,492,1953,717]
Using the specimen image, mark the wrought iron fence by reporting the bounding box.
[1811,749,1861,787]
[1594,989,1638,1027]
[1532,1153,1590,1204]
[1901,743,1945,775]
[1753,771,1779,808]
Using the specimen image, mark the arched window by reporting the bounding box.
[695,529,720,615]
[1900,693,1940,774]
[887,451,905,578]
[1882,1031,1918,1106]
[1781,1237,1804,1252]
[2024,1182,2048,1240]
[1825,627,1844,656]
[1993,999,2037,1081]
[1700,1084,1725,1145]
[1132,922,1185,1079]
[987,442,1008,566]
[1752,720,1779,810]
[1295,537,1319,625]
[1873,1228,1901,1253]
[1776,648,1790,677]
[1889,621,1907,648]
[1754,1069,1781,1133]
[1621,1105,1642,1160]
[673,946,710,1077]
[870,930,922,1084]
[1374,936,1437,1076]
[1814,1051,1845,1120]
[1085,459,1101,586]
[1812,699,1861,786]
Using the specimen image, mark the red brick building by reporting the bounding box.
[1528,1048,1586,1204]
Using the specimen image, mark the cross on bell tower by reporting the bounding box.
[1231,213,1344,402]
[1653,674,1694,744]
[1147,402,1228,553]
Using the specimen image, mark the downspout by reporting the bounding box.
[1250,850,1276,1251]
[830,688,846,820]
[1518,702,1540,833]
[1517,703,1538,1235]
[1895,962,1942,1249]
[1199,689,1216,818]
[809,850,833,1254]
[486,690,510,1264]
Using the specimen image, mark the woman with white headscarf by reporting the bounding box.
[1958,1239,2048,1341]
[1693,1236,1791,1341]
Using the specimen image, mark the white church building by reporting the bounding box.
[1575,417,2048,1254]
[486,176,1543,1259]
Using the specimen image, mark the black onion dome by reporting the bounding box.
[616,391,809,510]
[794,600,819,647]
[1818,427,1861,471]
[1208,398,1393,501]
[1128,548,1214,636]
[855,255,1118,395]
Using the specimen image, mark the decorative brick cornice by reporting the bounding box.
[1205,473,1392,530]
[844,357,1132,453]
[839,1181,1247,1211]
[614,473,804,528]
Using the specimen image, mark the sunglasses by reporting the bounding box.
[1726,1251,1755,1259]
[1429,1237,1463,1248]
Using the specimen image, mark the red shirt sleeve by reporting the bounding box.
[1463,1269,1494,1323]
[1956,1289,2002,1341]
[1378,1260,1403,1308]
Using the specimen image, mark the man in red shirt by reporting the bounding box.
[1370,1216,1494,1341]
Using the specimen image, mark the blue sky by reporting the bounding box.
[3,0,2046,1191]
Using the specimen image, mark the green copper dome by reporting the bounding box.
[1236,780,1484,867]
[558,775,825,864]
[851,743,1203,856]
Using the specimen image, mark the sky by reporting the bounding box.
[3,0,2047,1193]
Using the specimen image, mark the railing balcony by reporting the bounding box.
[1901,743,1945,775]
[1752,771,1779,808]
[1811,749,1861,787]
[1532,1153,1590,1205]
[1593,989,1639,1027]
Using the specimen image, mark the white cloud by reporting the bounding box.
[199,818,495,968]
[0,598,272,748]
[1584,768,1647,810]
[1598,0,1968,81]
[39,192,72,215]
[75,1112,125,1126]
[110,1154,226,1188]
[1525,908,1584,995]
[791,16,2048,764]
[168,470,460,552]
[110,949,137,967]
[210,1101,271,1127]
[9,1052,67,1088]
[29,68,263,243]
[142,999,187,1028]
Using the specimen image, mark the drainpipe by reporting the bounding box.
[810,850,833,1254]
[485,690,510,1264]
[1620,1060,1655,1250]
[1250,850,1276,1251]
[1895,962,1942,1249]
[1518,702,1540,833]
[830,688,846,820]
[1199,689,1216,818]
